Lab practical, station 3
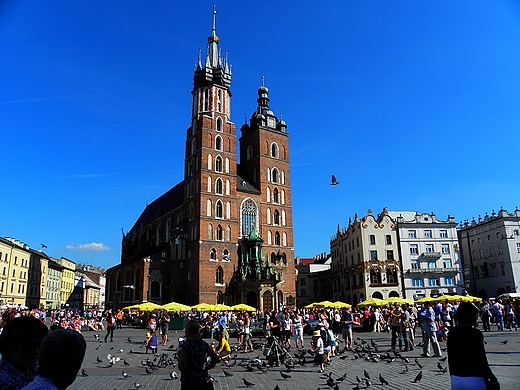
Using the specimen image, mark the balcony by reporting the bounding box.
[421,252,441,259]
[408,267,459,274]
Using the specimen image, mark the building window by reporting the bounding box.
[216,200,223,218]
[490,263,497,277]
[273,188,279,204]
[424,230,432,238]
[215,135,222,151]
[480,265,487,278]
[210,248,217,260]
[428,260,437,269]
[479,250,484,259]
[271,168,279,183]
[412,277,424,287]
[246,146,253,160]
[215,156,223,172]
[425,244,434,253]
[487,234,491,241]
[216,267,223,284]
[441,244,450,254]
[443,258,452,268]
[496,232,501,239]
[500,263,505,276]
[410,244,418,254]
[370,269,382,284]
[370,250,378,261]
[444,276,455,286]
[216,116,222,131]
[273,210,280,225]
[204,88,209,111]
[386,250,394,260]
[517,243,520,253]
[222,249,230,262]
[489,248,494,257]
[274,231,281,246]
[226,225,231,241]
[271,143,279,158]
[385,235,392,245]
[216,225,223,241]
[440,230,448,238]
[208,224,213,240]
[411,259,420,269]
[428,277,440,287]
[215,178,223,194]
[386,269,397,283]
[514,230,519,236]
[217,90,222,112]
[369,235,376,245]
[408,230,416,238]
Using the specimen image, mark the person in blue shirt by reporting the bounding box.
[146,331,158,354]
[420,302,442,357]
[341,307,353,350]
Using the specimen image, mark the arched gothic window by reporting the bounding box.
[216,178,223,195]
[275,231,281,246]
[273,188,279,203]
[210,248,217,260]
[204,88,209,111]
[216,225,223,241]
[273,210,280,225]
[216,266,224,284]
[216,200,223,218]
[241,198,257,236]
[215,135,222,151]
[215,156,223,172]
[271,143,279,158]
[271,168,279,183]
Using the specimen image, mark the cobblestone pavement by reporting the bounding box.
[68,326,520,390]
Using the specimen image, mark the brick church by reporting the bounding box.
[106,10,296,312]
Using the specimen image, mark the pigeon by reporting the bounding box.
[500,340,508,344]
[128,337,133,342]
[134,382,141,389]
[124,359,130,366]
[96,357,103,364]
[274,385,280,390]
[331,175,339,185]
[400,365,409,374]
[439,356,447,362]
[122,370,130,379]
[365,378,371,388]
[336,373,347,382]
[81,369,88,377]
[364,369,370,380]
[352,385,360,390]
[356,375,362,384]
[284,361,294,370]
[414,358,423,369]
[441,366,448,373]
[437,362,445,372]
[280,371,291,380]
[95,345,101,350]
[94,334,100,341]
[145,366,153,375]
[242,378,255,387]
[379,373,389,385]
[119,349,124,354]
[223,370,233,377]
[413,371,423,383]
[327,376,335,388]
[170,371,178,380]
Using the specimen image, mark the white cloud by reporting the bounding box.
[66,242,111,252]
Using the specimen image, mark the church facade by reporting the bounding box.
[106,11,296,312]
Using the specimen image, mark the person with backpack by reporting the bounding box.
[318,322,332,362]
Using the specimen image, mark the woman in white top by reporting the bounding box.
[283,312,292,348]
[292,312,304,348]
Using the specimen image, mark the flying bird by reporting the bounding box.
[413,370,423,383]
[242,378,255,387]
[331,175,339,185]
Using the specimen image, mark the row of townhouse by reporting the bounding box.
[297,207,520,305]
[0,237,105,310]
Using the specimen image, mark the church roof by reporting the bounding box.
[130,181,184,231]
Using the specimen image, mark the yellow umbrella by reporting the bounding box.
[383,297,414,305]
[215,304,232,311]
[127,302,163,311]
[415,296,436,303]
[304,302,316,309]
[332,301,352,309]
[161,302,190,312]
[191,303,216,312]
[314,300,337,308]
[231,303,257,311]
[357,297,385,307]
[462,295,482,303]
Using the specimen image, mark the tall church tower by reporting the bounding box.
[183,9,239,303]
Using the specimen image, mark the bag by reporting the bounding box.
[320,329,331,347]
[403,320,413,328]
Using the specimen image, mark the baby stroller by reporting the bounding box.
[262,335,292,366]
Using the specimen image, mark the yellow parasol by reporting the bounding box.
[332,301,352,309]
[357,297,386,307]
[231,303,257,311]
[191,303,216,312]
[161,301,190,312]
[124,302,163,312]
[382,297,414,305]
[415,296,436,303]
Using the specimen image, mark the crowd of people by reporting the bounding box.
[0,295,514,390]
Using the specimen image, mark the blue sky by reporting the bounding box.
[1,1,520,270]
